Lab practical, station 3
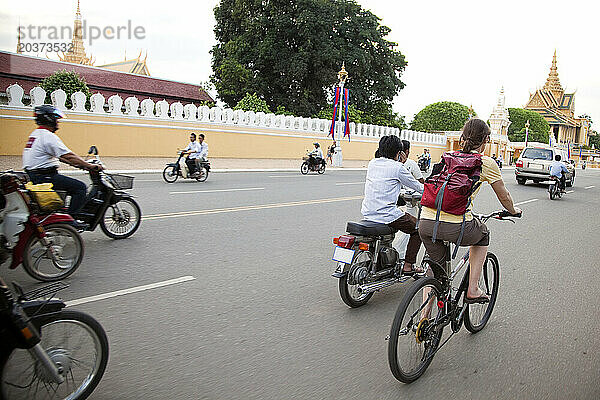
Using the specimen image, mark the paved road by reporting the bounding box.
[3,168,600,399]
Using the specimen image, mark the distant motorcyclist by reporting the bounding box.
[22,105,103,215]
[182,133,202,176]
[418,148,431,171]
[308,142,324,167]
[549,154,568,193]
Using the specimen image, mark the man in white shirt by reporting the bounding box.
[401,140,424,184]
[183,133,202,174]
[308,142,324,168]
[361,136,424,274]
[23,105,102,215]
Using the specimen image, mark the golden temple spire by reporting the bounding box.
[76,0,81,17]
[16,18,22,53]
[58,0,94,65]
[543,49,562,92]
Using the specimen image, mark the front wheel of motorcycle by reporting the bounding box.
[100,198,142,239]
[162,165,179,183]
[300,162,309,175]
[22,223,84,282]
[195,167,209,182]
[339,274,373,308]
[0,310,109,400]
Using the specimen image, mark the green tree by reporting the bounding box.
[410,101,472,132]
[507,108,550,143]
[589,132,600,149]
[274,105,294,116]
[314,103,364,124]
[234,92,271,113]
[211,0,406,117]
[40,70,91,109]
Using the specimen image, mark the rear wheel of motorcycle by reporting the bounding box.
[318,163,326,174]
[22,223,84,282]
[516,178,526,185]
[339,275,373,308]
[100,198,141,239]
[300,162,309,175]
[0,310,109,400]
[162,165,179,183]
[195,167,209,182]
[566,173,574,187]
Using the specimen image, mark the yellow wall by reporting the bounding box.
[0,108,445,162]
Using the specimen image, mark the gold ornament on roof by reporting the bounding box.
[338,62,348,85]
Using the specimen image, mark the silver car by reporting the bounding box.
[515,146,575,186]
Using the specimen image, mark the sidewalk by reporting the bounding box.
[0,156,370,173]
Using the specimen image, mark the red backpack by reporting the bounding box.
[420,151,483,257]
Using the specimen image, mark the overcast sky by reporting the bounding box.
[1,0,598,125]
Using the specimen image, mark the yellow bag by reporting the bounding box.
[25,182,64,212]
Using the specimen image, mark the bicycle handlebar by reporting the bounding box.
[474,210,522,222]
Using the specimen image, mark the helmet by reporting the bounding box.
[34,105,65,129]
[313,142,320,148]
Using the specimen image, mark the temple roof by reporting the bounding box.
[99,51,150,76]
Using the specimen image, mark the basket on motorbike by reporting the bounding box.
[23,182,65,213]
[104,173,134,190]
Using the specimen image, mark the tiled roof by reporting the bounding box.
[0,51,212,105]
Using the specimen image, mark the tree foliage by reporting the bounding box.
[41,70,91,109]
[211,0,406,118]
[410,101,472,132]
[233,92,271,113]
[314,101,406,129]
[588,132,600,149]
[507,108,550,143]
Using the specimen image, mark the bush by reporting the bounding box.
[410,101,472,132]
[233,92,271,113]
[40,69,91,109]
[507,108,550,143]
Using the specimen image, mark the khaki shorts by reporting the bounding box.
[418,218,489,265]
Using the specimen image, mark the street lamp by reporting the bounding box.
[525,119,530,148]
[333,63,348,167]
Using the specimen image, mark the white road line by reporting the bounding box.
[170,187,264,195]
[65,276,196,307]
[136,179,164,182]
[585,185,595,189]
[514,198,539,206]
[143,195,364,221]
[566,190,574,194]
[269,175,308,178]
[335,182,364,186]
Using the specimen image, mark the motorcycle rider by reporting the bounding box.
[308,142,324,167]
[362,136,424,275]
[23,105,103,215]
[182,133,202,176]
[400,140,424,184]
[420,148,431,170]
[550,154,568,193]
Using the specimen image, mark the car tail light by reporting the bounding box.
[515,160,523,168]
[335,235,355,249]
[358,242,369,251]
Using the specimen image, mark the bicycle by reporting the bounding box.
[387,210,521,383]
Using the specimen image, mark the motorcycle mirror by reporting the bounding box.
[88,145,98,155]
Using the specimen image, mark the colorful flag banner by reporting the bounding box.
[567,141,571,159]
[329,87,341,138]
[579,147,582,158]
[343,88,350,141]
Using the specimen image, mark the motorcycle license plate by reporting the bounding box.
[332,246,355,264]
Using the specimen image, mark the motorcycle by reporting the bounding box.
[0,276,108,399]
[1,173,84,282]
[163,151,210,183]
[331,189,425,307]
[417,156,429,172]
[546,175,563,200]
[301,152,326,174]
[70,146,141,239]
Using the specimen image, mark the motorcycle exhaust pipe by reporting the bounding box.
[357,278,398,295]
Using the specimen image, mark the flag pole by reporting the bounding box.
[333,63,348,167]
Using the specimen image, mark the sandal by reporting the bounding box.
[464,293,490,304]
[401,263,425,276]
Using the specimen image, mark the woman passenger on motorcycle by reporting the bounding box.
[418,119,521,303]
[361,136,424,275]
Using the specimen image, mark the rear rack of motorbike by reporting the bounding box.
[14,281,69,302]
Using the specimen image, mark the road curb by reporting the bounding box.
[60,167,368,175]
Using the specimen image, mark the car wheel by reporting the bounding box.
[517,178,526,185]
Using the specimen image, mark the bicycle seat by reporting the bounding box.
[346,220,394,236]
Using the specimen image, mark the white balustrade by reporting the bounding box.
[108,95,123,115]
[199,105,210,122]
[256,112,266,126]
[51,89,67,110]
[155,100,169,118]
[223,108,234,124]
[246,111,256,126]
[7,84,24,106]
[125,97,140,116]
[140,99,155,117]
[183,104,197,120]
[170,102,184,119]
[212,107,223,122]
[30,87,46,107]
[90,93,105,113]
[71,91,87,111]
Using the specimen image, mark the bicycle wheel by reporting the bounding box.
[464,252,500,333]
[388,277,444,383]
[100,198,141,239]
[22,223,84,282]
[0,310,109,400]
[162,165,178,183]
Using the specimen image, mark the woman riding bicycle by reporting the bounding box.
[418,119,521,303]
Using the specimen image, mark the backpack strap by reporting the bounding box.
[451,181,482,259]
[431,174,452,242]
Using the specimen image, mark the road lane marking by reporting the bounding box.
[514,199,538,206]
[66,276,196,307]
[143,195,364,220]
[269,175,309,178]
[585,185,595,189]
[169,187,264,195]
[566,190,574,193]
[136,179,164,182]
[335,182,364,186]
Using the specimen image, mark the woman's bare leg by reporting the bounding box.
[467,245,488,298]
